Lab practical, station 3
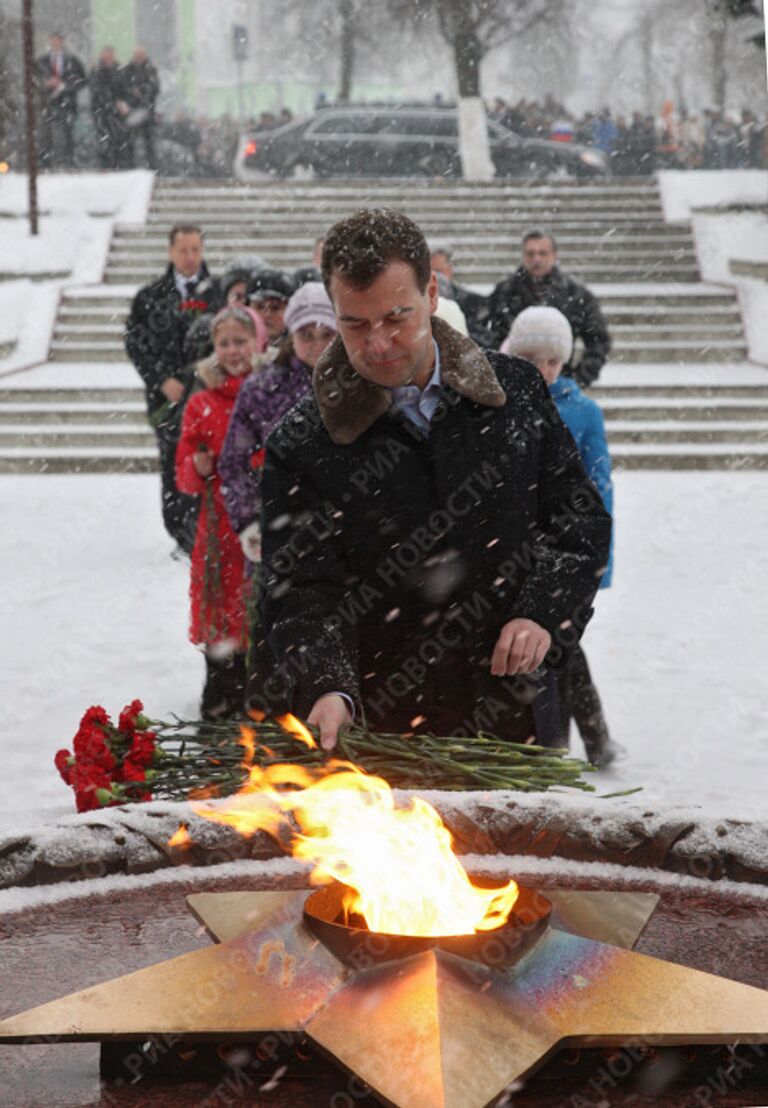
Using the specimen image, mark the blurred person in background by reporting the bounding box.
[488,230,611,387]
[247,269,296,345]
[125,223,223,555]
[122,46,160,170]
[90,46,131,169]
[429,240,491,345]
[36,31,86,169]
[221,268,251,307]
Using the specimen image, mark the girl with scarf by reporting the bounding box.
[176,306,264,719]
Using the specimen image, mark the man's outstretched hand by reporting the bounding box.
[491,618,551,676]
[307,693,353,752]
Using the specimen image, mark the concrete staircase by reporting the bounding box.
[3,176,767,472]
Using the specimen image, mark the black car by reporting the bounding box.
[234,106,608,180]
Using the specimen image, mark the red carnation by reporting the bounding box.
[129,732,157,768]
[55,749,74,785]
[119,699,145,736]
[120,760,146,783]
[73,723,116,773]
[80,705,110,728]
[72,764,117,813]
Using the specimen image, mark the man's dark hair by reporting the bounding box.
[522,229,558,252]
[169,223,203,245]
[321,208,431,293]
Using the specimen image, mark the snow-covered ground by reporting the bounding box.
[0,471,766,832]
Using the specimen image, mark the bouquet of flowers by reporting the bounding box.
[55,701,158,812]
[55,699,638,815]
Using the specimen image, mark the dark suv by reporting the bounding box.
[234,106,608,180]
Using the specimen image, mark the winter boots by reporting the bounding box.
[201,650,247,721]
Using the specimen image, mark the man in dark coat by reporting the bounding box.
[259,209,612,752]
[121,46,160,170]
[487,230,612,387]
[35,32,86,169]
[90,46,131,169]
[125,223,222,553]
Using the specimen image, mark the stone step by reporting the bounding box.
[609,449,768,470]
[596,293,738,307]
[609,325,745,341]
[60,296,135,310]
[592,385,768,399]
[52,335,747,366]
[731,259,768,280]
[142,219,678,238]
[602,307,741,324]
[0,405,147,425]
[0,450,158,474]
[54,324,127,338]
[105,265,703,285]
[149,193,663,208]
[5,383,768,407]
[111,232,694,253]
[599,401,768,420]
[49,342,129,362]
[62,289,741,310]
[4,419,765,449]
[154,174,661,186]
[0,426,156,448]
[610,343,749,363]
[57,299,741,321]
[153,178,662,195]
[0,388,142,404]
[108,247,699,267]
[607,423,768,444]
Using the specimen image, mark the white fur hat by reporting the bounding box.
[504,306,573,363]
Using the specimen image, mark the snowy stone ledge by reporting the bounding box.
[0,790,766,892]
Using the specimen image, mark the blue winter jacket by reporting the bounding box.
[549,376,614,588]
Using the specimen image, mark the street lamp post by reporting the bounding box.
[21,0,39,235]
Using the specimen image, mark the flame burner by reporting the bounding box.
[303,880,552,968]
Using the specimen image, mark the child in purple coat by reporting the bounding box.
[218,282,338,712]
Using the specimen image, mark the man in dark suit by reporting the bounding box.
[90,45,131,169]
[122,46,160,170]
[125,224,223,554]
[36,32,86,169]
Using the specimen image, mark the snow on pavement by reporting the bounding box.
[0,471,766,832]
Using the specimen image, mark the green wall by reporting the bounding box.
[91,0,134,60]
[177,0,196,108]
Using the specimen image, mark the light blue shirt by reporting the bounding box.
[389,341,442,433]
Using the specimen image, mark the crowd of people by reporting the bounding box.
[124,217,619,767]
[34,30,767,175]
[36,32,160,169]
[488,96,768,171]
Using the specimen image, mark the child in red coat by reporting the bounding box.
[175,306,260,719]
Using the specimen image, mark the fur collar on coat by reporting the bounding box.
[312,316,506,445]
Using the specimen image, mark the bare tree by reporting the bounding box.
[425,0,565,96]
[390,0,564,178]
